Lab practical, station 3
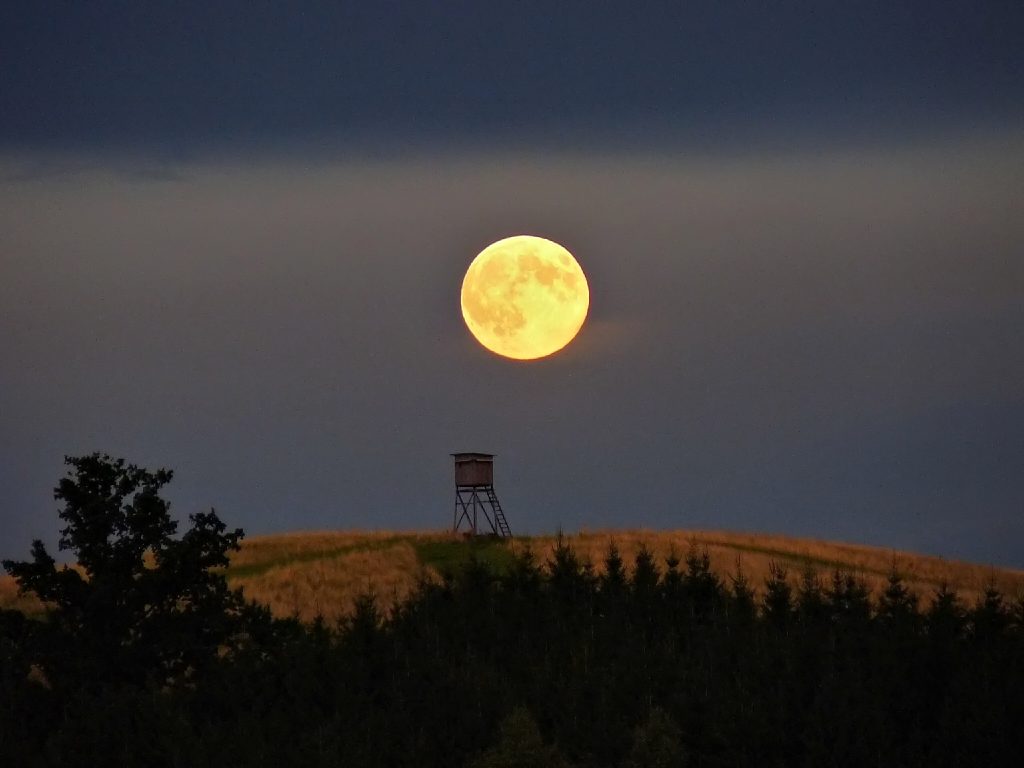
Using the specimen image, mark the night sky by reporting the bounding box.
[2,2,1022,566]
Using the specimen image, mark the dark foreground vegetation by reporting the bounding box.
[2,456,1023,767]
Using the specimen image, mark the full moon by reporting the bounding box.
[460,235,590,360]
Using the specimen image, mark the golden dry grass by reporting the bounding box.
[230,540,432,623]
[228,530,432,572]
[4,529,1022,621]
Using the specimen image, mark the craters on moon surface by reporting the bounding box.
[460,235,590,360]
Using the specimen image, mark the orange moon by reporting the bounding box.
[460,235,590,360]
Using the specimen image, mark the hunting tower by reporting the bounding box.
[451,452,512,537]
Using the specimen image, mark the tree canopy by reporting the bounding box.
[2,453,262,691]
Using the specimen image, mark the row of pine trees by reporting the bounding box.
[2,456,1023,766]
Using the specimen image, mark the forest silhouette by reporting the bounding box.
[2,454,1023,766]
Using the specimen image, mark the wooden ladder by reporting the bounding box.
[485,487,512,538]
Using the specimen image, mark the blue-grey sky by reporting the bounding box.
[3,1,1023,153]
[1,3,1022,566]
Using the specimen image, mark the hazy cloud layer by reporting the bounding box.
[2,135,1022,565]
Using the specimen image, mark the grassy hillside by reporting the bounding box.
[4,529,1023,622]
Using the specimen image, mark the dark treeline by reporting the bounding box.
[2,455,1023,767]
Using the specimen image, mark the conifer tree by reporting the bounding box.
[631,546,661,633]
[659,550,684,630]
[682,545,720,620]
[796,565,827,626]
[632,545,660,599]
[877,566,919,631]
[546,534,591,634]
[970,582,1009,640]
[762,562,793,628]
[827,570,871,627]
[601,542,628,595]
[728,557,756,625]
[661,551,683,600]
[508,545,542,598]
[927,581,965,642]
[547,533,585,599]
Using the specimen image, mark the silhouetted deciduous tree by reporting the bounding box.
[2,453,260,691]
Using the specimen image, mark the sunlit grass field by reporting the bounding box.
[4,529,1023,623]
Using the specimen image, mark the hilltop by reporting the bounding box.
[7,528,1020,622]
[6,520,1024,766]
